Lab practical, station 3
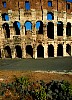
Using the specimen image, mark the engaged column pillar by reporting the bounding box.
[54,42,57,57]
[44,44,48,58]
[1,48,5,58]
[63,43,66,57]
[71,43,72,56]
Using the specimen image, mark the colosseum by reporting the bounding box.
[0,0,72,59]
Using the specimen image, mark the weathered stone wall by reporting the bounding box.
[0,0,72,59]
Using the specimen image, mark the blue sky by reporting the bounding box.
[66,0,72,2]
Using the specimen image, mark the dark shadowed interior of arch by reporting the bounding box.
[13,21,20,35]
[48,45,54,57]
[57,22,63,36]
[26,45,33,58]
[2,13,9,21]
[0,50,1,58]
[15,46,22,58]
[66,44,71,56]
[36,21,43,34]
[57,44,63,56]
[4,46,12,58]
[2,23,10,38]
[66,22,71,36]
[47,22,54,39]
[37,45,44,58]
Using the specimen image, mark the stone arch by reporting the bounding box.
[57,44,63,56]
[13,21,21,35]
[47,12,54,20]
[2,23,10,38]
[66,44,71,56]
[4,46,12,58]
[15,45,22,58]
[48,44,54,57]
[26,45,33,58]
[57,21,63,36]
[66,22,71,36]
[36,21,43,34]
[47,22,54,39]
[37,45,44,58]
[24,21,32,32]
[2,13,9,21]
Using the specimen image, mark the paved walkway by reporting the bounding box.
[0,57,72,71]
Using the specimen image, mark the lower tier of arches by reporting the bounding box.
[0,43,72,59]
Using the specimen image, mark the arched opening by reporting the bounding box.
[36,21,43,34]
[15,45,22,58]
[13,21,21,35]
[47,22,54,39]
[2,13,9,21]
[57,44,63,56]
[66,44,71,56]
[26,45,33,58]
[57,21,63,36]
[4,46,12,58]
[37,45,44,58]
[48,44,54,57]
[0,49,1,58]
[2,23,10,38]
[47,12,54,20]
[66,22,71,36]
[25,1,30,10]
[24,21,32,34]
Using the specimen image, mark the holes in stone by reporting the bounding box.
[4,46,12,58]
[66,44,71,56]
[67,3,70,10]
[57,44,63,56]
[48,1,52,7]
[48,44,54,57]
[37,45,44,58]
[47,12,54,20]
[47,22,54,39]
[26,45,33,58]
[25,1,30,10]
[2,1,6,8]
[66,22,71,36]
[57,21,63,36]
[13,21,21,35]
[36,21,43,34]
[2,23,10,38]
[2,13,9,21]
[15,45,22,58]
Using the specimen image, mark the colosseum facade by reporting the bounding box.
[0,0,72,59]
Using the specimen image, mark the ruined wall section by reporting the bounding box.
[0,0,72,58]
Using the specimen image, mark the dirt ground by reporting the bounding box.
[0,71,72,84]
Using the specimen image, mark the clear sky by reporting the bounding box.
[66,0,72,2]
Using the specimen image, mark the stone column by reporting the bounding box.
[54,10,57,39]
[71,23,72,38]
[44,44,48,58]
[33,47,37,59]
[54,42,57,57]
[63,42,66,57]
[1,48,5,58]
[11,49,16,58]
[54,23,57,39]
[22,46,26,58]
[63,24,66,39]
[71,43,72,56]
